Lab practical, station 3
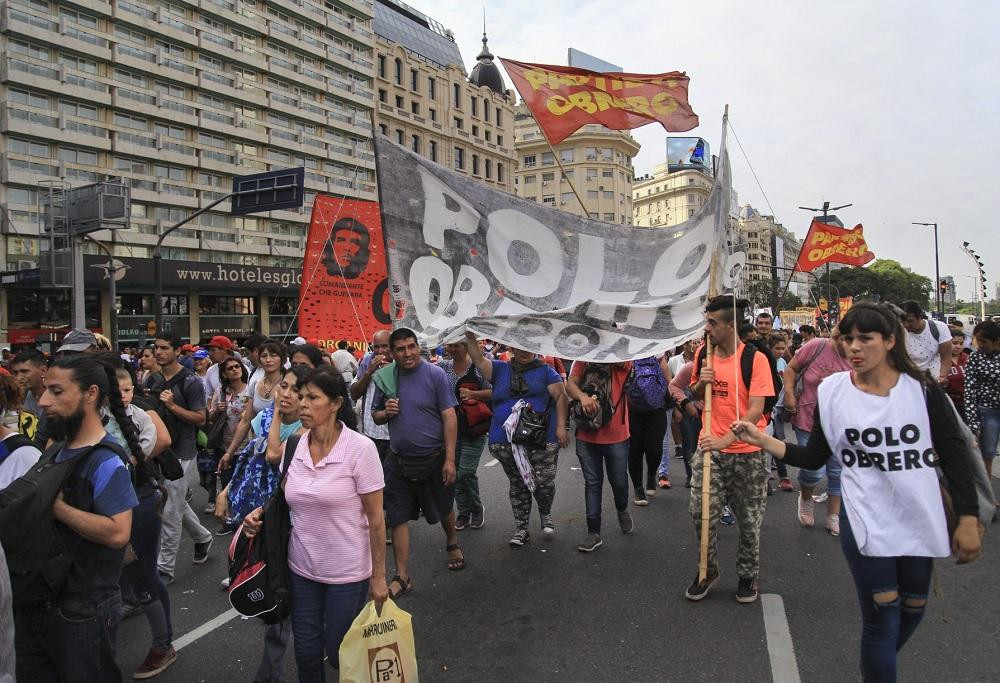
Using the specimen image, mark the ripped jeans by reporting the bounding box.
[840,512,932,682]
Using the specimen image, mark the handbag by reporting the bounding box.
[205,410,228,452]
[925,386,996,543]
[228,435,300,624]
[511,397,551,449]
[397,451,443,483]
[456,367,493,438]
[571,365,626,431]
[154,448,184,481]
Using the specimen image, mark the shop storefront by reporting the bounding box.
[1,256,303,348]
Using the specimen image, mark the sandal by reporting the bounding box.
[387,574,412,598]
[446,543,466,571]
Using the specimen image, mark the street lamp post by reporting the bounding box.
[912,222,941,320]
[798,201,852,308]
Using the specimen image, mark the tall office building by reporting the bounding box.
[512,105,639,224]
[372,0,515,192]
[1,0,377,346]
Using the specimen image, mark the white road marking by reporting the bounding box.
[174,608,240,651]
[485,458,499,467]
[761,593,800,683]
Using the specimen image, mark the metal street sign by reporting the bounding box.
[230,167,305,216]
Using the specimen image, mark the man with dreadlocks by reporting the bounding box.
[14,354,140,681]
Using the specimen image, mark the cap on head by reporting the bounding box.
[57,328,97,353]
[192,349,210,360]
[206,335,235,351]
[290,336,307,346]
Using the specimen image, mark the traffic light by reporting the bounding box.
[940,279,949,293]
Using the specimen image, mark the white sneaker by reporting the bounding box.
[540,514,555,535]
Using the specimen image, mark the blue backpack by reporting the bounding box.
[226,406,283,526]
[626,357,670,412]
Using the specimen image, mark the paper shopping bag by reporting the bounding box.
[339,598,418,683]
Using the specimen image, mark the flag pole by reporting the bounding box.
[539,127,589,216]
[698,104,728,584]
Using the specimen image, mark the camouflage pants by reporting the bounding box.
[689,449,769,578]
[489,442,559,531]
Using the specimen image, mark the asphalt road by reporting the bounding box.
[116,441,1000,682]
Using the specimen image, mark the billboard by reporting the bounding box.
[566,48,622,73]
[297,197,390,347]
[667,137,710,171]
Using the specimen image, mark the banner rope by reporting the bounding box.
[278,150,370,345]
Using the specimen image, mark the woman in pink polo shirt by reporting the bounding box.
[246,366,387,681]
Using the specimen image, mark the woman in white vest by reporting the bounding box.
[731,302,981,682]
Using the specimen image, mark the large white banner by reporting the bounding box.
[374,131,742,362]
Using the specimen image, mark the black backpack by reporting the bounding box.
[0,439,130,608]
[695,342,783,418]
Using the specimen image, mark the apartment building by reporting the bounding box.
[0,0,377,345]
[736,204,809,306]
[631,162,712,228]
[512,103,639,224]
[373,0,515,192]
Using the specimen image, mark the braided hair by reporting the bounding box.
[54,353,154,486]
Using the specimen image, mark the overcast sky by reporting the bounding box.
[420,0,999,302]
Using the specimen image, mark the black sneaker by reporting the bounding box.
[158,571,174,586]
[633,487,648,507]
[454,514,470,531]
[509,529,530,547]
[470,506,485,529]
[736,577,759,603]
[617,509,634,534]
[122,600,145,619]
[215,525,234,537]
[193,537,213,564]
[685,569,720,601]
[576,534,602,552]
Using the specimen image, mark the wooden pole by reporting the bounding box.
[541,134,589,216]
[698,106,728,583]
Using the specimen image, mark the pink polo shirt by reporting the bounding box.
[285,424,384,584]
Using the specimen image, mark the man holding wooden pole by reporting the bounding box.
[686,295,775,603]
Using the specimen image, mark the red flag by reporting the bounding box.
[795,220,875,273]
[499,58,698,145]
[298,197,390,348]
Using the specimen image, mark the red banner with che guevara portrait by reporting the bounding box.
[298,197,390,348]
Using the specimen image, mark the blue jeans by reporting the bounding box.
[121,485,172,649]
[663,412,700,480]
[795,426,842,496]
[576,439,630,534]
[290,572,369,682]
[977,406,1000,459]
[655,408,672,477]
[840,513,931,682]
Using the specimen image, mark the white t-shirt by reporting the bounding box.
[0,432,42,489]
[330,349,359,383]
[818,372,950,558]
[904,318,950,377]
[667,353,688,377]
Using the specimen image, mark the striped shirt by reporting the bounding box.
[285,425,384,584]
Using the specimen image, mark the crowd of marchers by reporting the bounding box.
[0,296,996,682]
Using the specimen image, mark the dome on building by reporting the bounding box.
[469,33,506,96]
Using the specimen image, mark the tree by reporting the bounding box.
[828,259,932,308]
[778,291,803,311]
